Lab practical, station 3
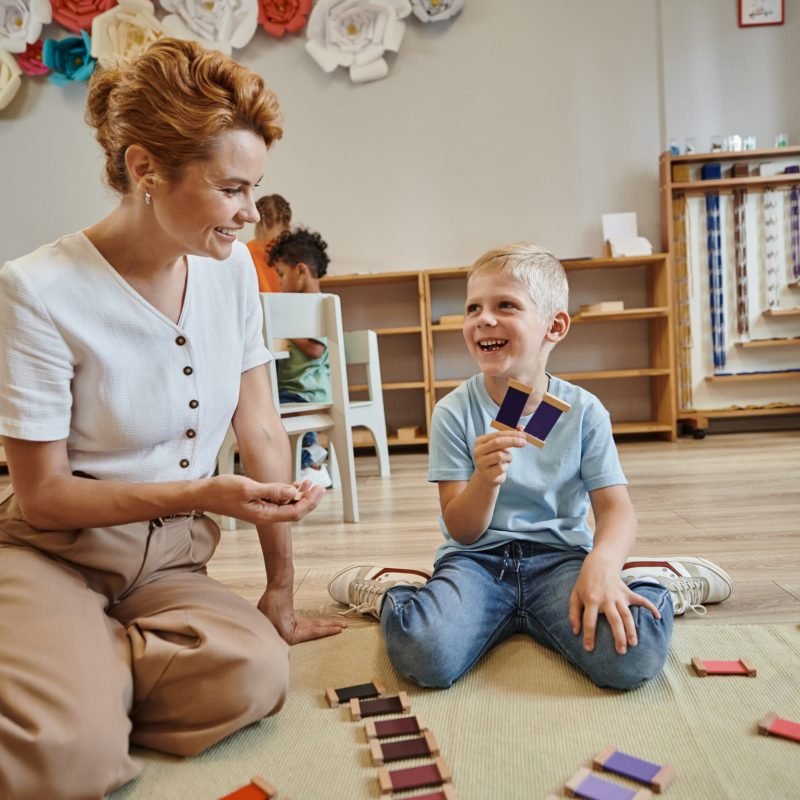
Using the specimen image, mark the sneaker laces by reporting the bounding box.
[339,579,386,618]
[670,578,708,616]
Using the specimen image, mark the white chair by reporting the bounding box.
[216,292,359,529]
[285,329,390,481]
[343,330,390,478]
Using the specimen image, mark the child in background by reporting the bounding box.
[328,243,732,691]
[247,194,291,292]
[269,228,333,489]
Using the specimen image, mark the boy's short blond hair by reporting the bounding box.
[468,243,568,322]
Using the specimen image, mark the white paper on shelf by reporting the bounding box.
[602,212,638,243]
[608,236,654,257]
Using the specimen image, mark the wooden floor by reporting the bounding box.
[208,430,800,626]
[2,431,798,625]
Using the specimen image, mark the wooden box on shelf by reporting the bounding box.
[576,300,625,316]
[395,425,423,442]
[438,314,465,326]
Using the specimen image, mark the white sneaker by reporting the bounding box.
[299,464,332,489]
[621,556,732,616]
[303,443,328,466]
[327,565,433,620]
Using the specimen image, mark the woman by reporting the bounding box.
[0,38,343,800]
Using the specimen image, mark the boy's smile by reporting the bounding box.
[477,338,508,352]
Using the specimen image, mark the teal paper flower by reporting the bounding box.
[42,29,95,85]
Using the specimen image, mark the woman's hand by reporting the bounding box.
[199,474,325,525]
[569,551,661,655]
[257,586,347,645]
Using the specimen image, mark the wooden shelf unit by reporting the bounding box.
[426,254,677,441]
[557,254,676,440]
[660,145,800,434]
[324,255,678,445]
[321,270,432,447]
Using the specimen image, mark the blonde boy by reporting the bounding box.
[330,244,731,690]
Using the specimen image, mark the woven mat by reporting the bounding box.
[112,623,800,800]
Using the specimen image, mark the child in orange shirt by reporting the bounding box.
[247,194,291,292]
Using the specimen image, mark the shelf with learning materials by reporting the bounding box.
[660,146,800,434]
[323,256,678,446]
[320,270,431,447]
[425,256,677,441]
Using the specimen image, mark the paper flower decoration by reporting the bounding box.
[409,0,462,23]
[159,0,258,55]
[0,0,52,53]
[91,0,162,64]
[257,0,310,37]
[0,46,22,108]
[306,0,411,84]
[16,38,48,73]
[50,0,116,32]
[42,30,96,84]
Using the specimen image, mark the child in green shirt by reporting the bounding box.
[269,228,332,487]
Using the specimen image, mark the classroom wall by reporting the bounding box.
[661,0,800,156]
[1,1,799,274]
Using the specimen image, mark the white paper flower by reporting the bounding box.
[0,0,52,54]
[0,46,21,108]
[306,0,411,84]
[410,0,462,23]
[159,0,257,54]
[91,0,164,64]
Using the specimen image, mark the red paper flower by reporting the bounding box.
[51,0,118,33]
[16,40,49,76]
[258,0,311,37]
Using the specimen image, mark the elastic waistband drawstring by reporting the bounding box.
[498,542,522,581]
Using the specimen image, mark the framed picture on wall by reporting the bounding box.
[739,0,784,27]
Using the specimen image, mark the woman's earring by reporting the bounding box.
[145,191,152,206]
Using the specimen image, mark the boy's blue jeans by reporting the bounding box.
[380,541,673,692]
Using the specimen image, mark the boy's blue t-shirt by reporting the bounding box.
[428,373,627,561]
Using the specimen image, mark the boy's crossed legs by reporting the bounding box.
[330,544,675,692]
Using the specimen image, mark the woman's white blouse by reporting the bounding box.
[0,233,271,482]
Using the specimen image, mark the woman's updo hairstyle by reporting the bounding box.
[85,38,282,194]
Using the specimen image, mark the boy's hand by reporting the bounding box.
[473,431,527,486]
[569,551,661,655]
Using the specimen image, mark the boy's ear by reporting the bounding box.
[546,310,570,342]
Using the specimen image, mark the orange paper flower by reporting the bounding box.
[258,0,311,37]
